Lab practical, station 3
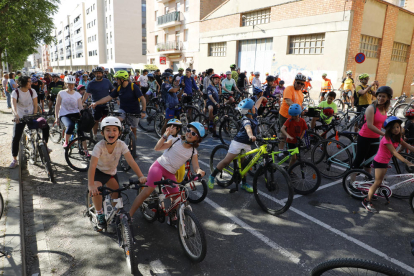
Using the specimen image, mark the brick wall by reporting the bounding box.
[376,5,399,85]
[345,0,366,74]
[402,32,414,93]
[200,13,240,33]
[200,0,227,20]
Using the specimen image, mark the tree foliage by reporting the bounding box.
[0,0,59,70]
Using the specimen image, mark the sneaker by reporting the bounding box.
[362,198,376,213]
[9,160,18,169]
[97,214,107,229]
[241,182,253,193]
[62,142,68,148]
[207,175,215,189]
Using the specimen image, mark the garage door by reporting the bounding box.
[238,38,273,83]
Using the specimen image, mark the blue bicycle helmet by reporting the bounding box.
[253,86,263,95]
[188,122,206,138]
[236,98,255,115]
[31,76,38,82]
[383,116,402,128]
[288,104,302,116]
[148,73,154,78]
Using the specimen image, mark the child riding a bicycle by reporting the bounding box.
[128,122,205,224]
[362,116,414,212]
[281,104,307,170]
[310,91,337,134]
[208,98,258,193]
[88,117,147,230]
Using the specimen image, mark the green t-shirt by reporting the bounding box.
[222,78,236,93]
[318,100,337,124]
[231,71,238,82]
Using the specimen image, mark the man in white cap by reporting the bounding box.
[252,72,261,88]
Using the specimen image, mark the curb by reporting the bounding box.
[19,157,27,276]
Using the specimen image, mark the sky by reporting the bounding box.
[53,0,83,26]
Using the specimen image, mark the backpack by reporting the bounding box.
[353,84,364,107]
[117,82,134,92]
[15,88,34,103]
[78,109,95,132]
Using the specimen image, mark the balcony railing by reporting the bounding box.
[74,19,81,29]
[76,44,83,50]
[157,11,180,26]
[156,41,183,52]
[156,0,170,3]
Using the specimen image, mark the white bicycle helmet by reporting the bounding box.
[64,75,76,84]
[101,116,122,131]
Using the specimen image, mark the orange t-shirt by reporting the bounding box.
[249,75,254,83]
[321,78,332,91]
[279,85,304,118]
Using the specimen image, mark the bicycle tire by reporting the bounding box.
[0,193,4,221]
[389,153,414,199]
[47,117,62,143]
[29,140,37,165]
[342,169,373,199]
[138,106,157,132]
[120,216,138,274]
[311,139,352,179]
[119,133,132,172]
[288,161,321,195]
[253,163,293,215]
[410,191,414,214]
[39,144,55,183]
[177,208,207,263]
[186,179,208,204]
[333,99,344,113]
[219,117,240,145]
[327,132,355,149]
[154,113,165,138]
[209,144,235,187]
[310,258,406,276]
[393,103,408,120]
[255,123,277,152]
[138,188,158,222]
[65,137,96,172]
[301,130,323,161]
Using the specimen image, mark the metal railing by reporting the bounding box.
[156,41,183,52]
[75,44,83,50]
[157,11,180,25]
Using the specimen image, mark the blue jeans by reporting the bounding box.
[60,113,82,135]
[4,89,11,108]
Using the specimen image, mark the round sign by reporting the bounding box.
[355,53,366,64]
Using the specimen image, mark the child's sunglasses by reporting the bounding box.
[186,128,198,137]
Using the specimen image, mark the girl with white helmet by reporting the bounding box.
[55,75,86,149]
[208,98,258,193]
[129,121,206,224]
[88,116,147,230]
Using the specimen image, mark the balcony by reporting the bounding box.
[156,0,170,3]
[65,40,71,47]
[75,44,83,50]
[157,11,181,28]
[74,19,81,29]
[156,41,183,54]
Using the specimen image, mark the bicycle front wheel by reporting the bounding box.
[387,153,414,199]
[178,208,207,263]
[210,144,235,187]
[288,161,321,195]
[39,144,55,183]
[65,137,96,172]
[154,113,165,138]
[253,163,293,215]
[333,99,344,113]
[342,169,373,199]
[48,118,62,143]
[186,178,208,204]
[138,106,157,132]
[219,117,239,145]
[120,216,138,274]
[310,258,406,276]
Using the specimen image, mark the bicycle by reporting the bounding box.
[18,114,55,183]
[310,258,406,276]
[136,174,207,262]
[209,138,294,215]
[302,88,315,108]
[85,183,138,274]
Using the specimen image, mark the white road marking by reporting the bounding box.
[282,179,342,202]
[150,259,171,276]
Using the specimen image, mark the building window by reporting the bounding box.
[155,35,158,45]
[185,0,189,11]
[93,4,95,10]
[155,11,158,21]
[359,35,380,58]
[391,42,409,62]
[176,2,180,11]
[150,58,155,64]
[209,42,226,57]
[184,29,188,42]
[106,33,108,44]
[242,9,270,27]
[111,48,113,59]
[165,6,169,14]
[399,0,406,7]
[289,33,325,54]
[94,19,96,25]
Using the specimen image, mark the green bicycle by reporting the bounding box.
[210,138,294,215]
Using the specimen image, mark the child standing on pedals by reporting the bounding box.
[208,98,259,193]
[129,122,205,226]
[280,104,308,172]
[206,74,221,138]
[88,117,147,230]
[362,116,414,212]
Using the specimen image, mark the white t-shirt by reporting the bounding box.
[58,90,82,117]
[91,140,129,175]
[252,77,261,88]
[11,88,38,118]
[138,75,148,87]
[157,137,197,174]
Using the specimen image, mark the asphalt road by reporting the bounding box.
[22,125,414,276]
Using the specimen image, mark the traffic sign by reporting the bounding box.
[355,53,366,64]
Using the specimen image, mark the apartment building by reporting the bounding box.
[49,0,146,73]
[41,45,52,72]
[146,0,225,72]
[200,0,414,97]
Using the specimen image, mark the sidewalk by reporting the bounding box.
[0,98,24,275]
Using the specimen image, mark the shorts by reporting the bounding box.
[119,109,139,128]
[319,92,327,98]
[141,86,149,95]
[165,108,180,120]
[146,160,180,194]
[47,94,57,102]
[279,114,288,128]
[373,160,388,169]
[182,95,193,104]
[228,140,252,155]
[37,92,45,102]
[206,102,218,115]
[146,89,156,97]
[92,104,109,121]
[343,90,352,98]
[94,168,119,184]
[203,94,208,100]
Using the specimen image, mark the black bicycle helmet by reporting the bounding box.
[375,86,393,98]
[93,66,104,73]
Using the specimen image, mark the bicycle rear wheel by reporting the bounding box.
[39,144,55,183]
[288,161,321,195]
[48,117,62,143]
[120,216,138,274]
[387,153,414,199]
[178,208,207,263]
[333,99,344,113]
[210,145,235,187]
[65,137,96,172]
[219,117,239,145]
[253,163,293,215]
[310,258,406,276]
[138,106,157,132]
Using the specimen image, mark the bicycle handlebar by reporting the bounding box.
[153,174,202,187]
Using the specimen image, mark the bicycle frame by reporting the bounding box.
[230,144,269,178]
[326,141,379,169]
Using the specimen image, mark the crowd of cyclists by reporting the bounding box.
[3,62,414,227]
